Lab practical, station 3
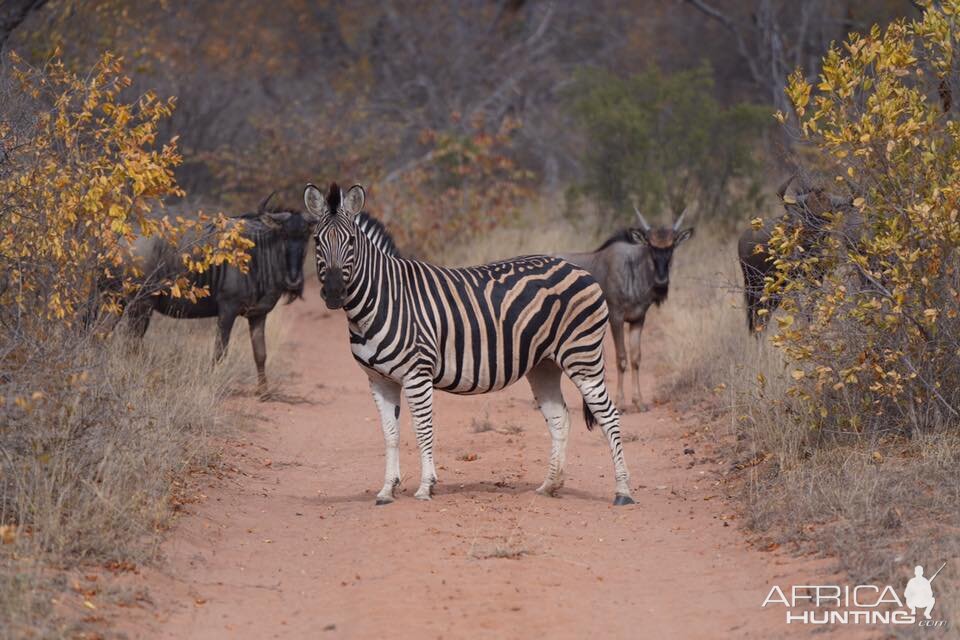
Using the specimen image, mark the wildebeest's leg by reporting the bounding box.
[628,317,649,412]
[527,360,569,497]
[247,315,268,397]
[608,313,628,410]
[369,375,403,505]
[559,341,633,505]
[404,376,438,500]
[214,309,237,364]
[126,300,153,339]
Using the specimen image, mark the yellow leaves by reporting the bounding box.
[0,525,16,545]
[750,217,764,230]
[0,52,217,324]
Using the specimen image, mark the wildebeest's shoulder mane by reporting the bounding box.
[594,229,636,251]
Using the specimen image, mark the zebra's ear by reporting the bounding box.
[342,184,365,219]
[304,183,329,218]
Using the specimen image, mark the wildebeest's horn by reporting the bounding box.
[633,205,652,233]
[776,174,796,200]
[258,190,278,214]
[673,206,689,232]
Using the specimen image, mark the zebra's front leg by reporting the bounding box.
[403,377,438,500]
[369,375,403,505]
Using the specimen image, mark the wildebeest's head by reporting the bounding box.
[304,182,365,310]
[255,191,317,302]
[629,207,694,301]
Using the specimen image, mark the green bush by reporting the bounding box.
[566,63,769,224]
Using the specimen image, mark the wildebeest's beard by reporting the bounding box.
[282,236,307,303]
[652,284,669,306]
[283,277,304,304]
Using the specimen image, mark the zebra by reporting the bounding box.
[306,182,635,506]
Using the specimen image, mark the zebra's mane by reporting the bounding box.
[594,229,636,251]
[356,212,400,257]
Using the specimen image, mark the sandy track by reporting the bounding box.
[121,283,827,639]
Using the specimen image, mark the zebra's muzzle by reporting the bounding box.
[321,267,346,309]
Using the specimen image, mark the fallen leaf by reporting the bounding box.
[0,525,16,544]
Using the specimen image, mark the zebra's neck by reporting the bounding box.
[341,230,400,330]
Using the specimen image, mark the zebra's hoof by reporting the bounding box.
[414,491,432,501]
[613,494,635,506]
[535,483,562,497]
[375,497,394,506]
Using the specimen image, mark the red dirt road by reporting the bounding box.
[125,283,830,639]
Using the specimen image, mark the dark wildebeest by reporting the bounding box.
[124,193,318,394]
[561,209,694,411]
[738,175,857,333]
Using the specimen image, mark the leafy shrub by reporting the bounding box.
[0,52,251,334]
[565,63,769,224]
[768,2,960,435]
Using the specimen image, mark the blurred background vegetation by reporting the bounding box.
[2,0,917,255]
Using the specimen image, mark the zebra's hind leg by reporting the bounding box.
[564,364,634,506]
[404,376,438,500]
[527,360,570,497]
[369,375,403,505]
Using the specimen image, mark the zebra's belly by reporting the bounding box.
[432,356,540,395]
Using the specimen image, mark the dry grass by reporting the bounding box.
[471,414,496,433]
[0,310,287,639]
[653,229,758,407]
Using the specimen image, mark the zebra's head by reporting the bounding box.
[304,182,365,310]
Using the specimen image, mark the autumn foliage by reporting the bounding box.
[0,52,251,334]
[767,1,960,433]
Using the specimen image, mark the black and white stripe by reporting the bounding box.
[355,212,400,257]
[306,182,634,506]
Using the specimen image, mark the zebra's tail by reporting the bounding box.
[583,399,597,431]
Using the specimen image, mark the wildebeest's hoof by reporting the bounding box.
[633,402,649,413]
[613,494,635,506]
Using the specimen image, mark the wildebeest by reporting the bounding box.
[124,193,318,395]
[560,209,694,412]
[738,175,857,333]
